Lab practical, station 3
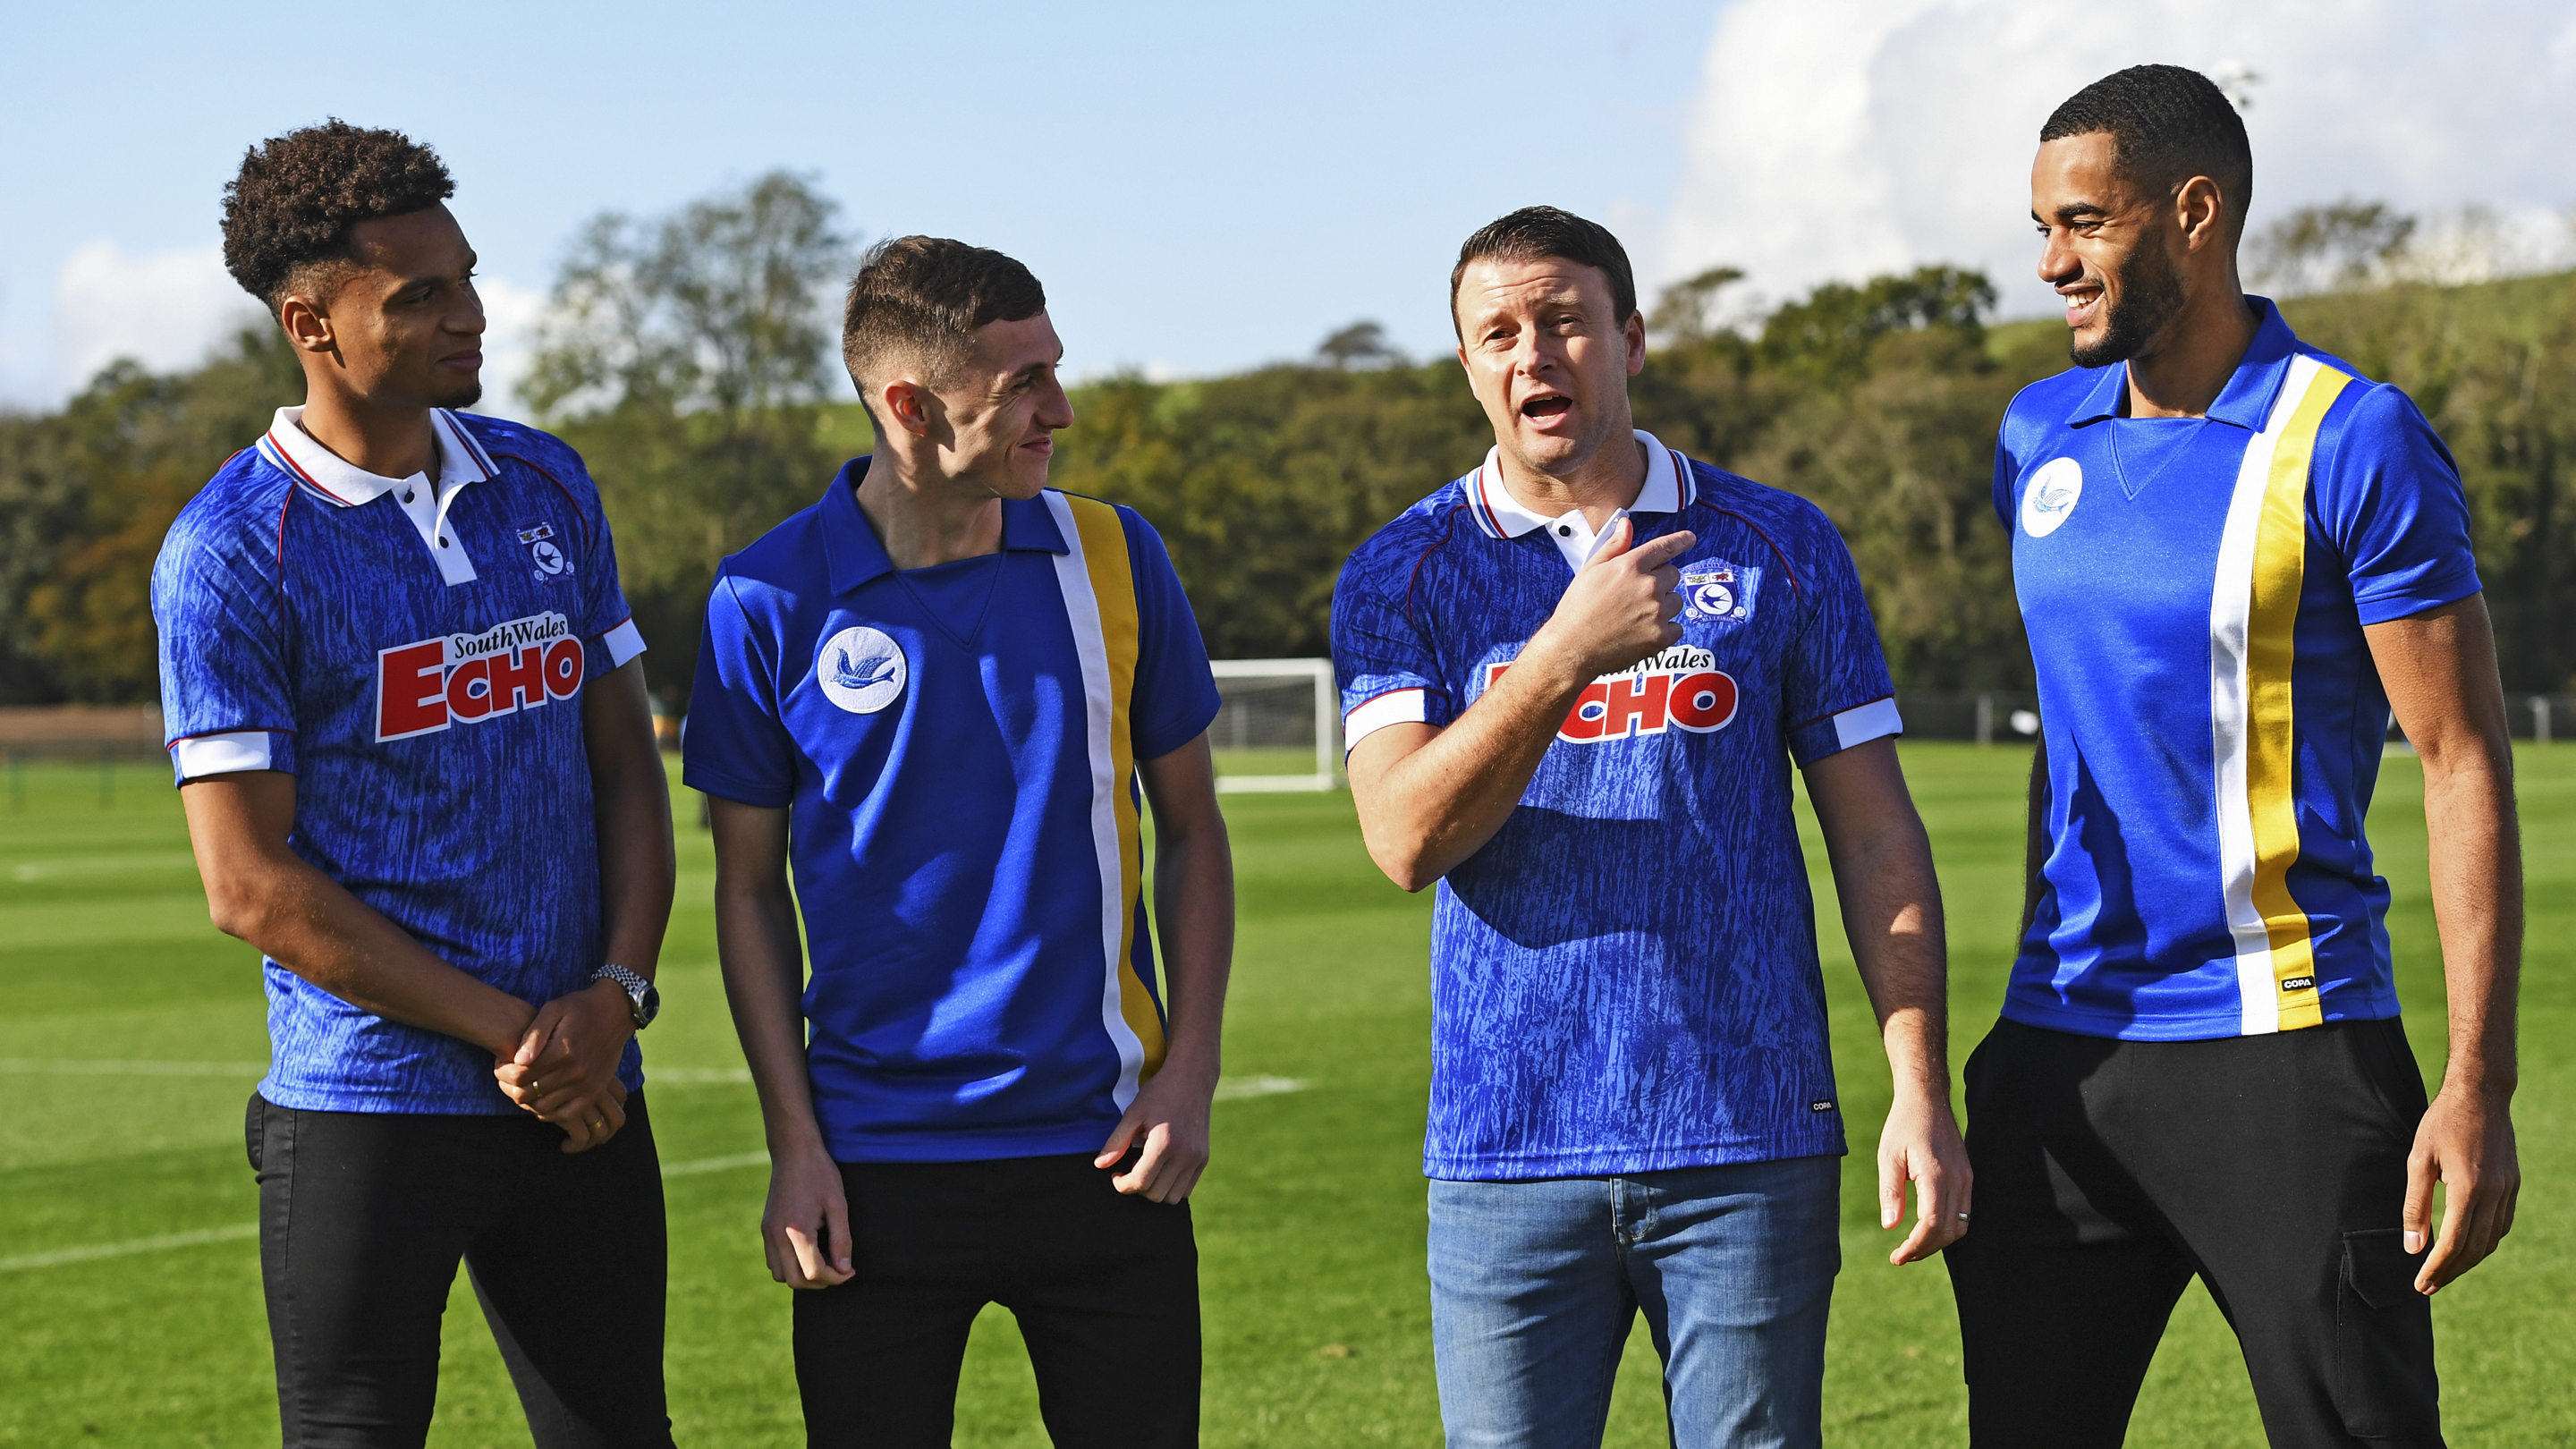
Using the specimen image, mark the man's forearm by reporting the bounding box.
[2020,735,2048,940]
[715,884,829,1154]
[182,777,533,1055]
[1840,851,1951,1098]
[226,860,531,1052]
[1353,638,1590,889]
[586,661,677,980]
[1150,820,1233,1080]
[2422,755,2521,1095]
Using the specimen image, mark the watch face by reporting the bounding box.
[637,983,661,1027]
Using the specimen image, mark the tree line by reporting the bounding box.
[2,175,2568,710]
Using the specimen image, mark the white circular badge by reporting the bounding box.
[815,625,907,714]
[2020,457,2084,538]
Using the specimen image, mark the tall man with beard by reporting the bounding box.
[1948,66,2521,1446]
[157,122,676,1447]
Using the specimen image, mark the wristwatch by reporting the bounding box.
[592,963,660,1030]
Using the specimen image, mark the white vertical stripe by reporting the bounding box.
[1042,492,1149,1110]
[2208,352,2325,1037]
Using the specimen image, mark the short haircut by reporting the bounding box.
[2041,64,2252,229]
[1449,207,1638,335]
[841,236,1047,402]
[221,120,455,310]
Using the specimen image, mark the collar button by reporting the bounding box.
[1557,524,1573,538]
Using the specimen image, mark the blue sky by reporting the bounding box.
[0,0,1719,410]
[8,0,2570,415]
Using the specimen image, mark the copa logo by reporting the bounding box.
[815,625,907,715]
[377,611,584,741]
[1486,645,1739,743]
[2021,457,2083,538]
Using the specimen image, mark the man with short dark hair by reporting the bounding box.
[157,121,677,1446]
[1333,205,1968,1448]
[1947,64,2521,1445]
[684,235,1232,1448]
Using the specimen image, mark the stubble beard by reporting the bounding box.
[2070,239,2186,369]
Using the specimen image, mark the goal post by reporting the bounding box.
[1205,657,1340,792]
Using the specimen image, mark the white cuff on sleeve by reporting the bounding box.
[1343,688,1432,752]
[600,618,647,668]
[172,731,274,779]
[1831,697,1903,751]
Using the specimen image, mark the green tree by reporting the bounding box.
[2,329,301,703]
[526,171,858,706]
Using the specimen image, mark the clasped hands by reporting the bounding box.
[492,979,636,1153]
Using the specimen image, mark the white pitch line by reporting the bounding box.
[0,1059,268,1077]
[1215,1075,1307,1100]
[1,1151,779,1274]
[0,1223,259,1273]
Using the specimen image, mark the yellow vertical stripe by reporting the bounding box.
[2243,367,2350,1032]
[1062,496,1167,1079]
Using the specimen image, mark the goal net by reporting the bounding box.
[1207,658,1339,792]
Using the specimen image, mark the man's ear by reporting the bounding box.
[877,377,936,438]
[1623,310,1648,376]
[2175,174,2229,253]
[279,292,336,357]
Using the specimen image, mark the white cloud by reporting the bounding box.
[30,239,547,419]
[477,273,547,421]
[1660,0,2576,318]
[48,240,264,392]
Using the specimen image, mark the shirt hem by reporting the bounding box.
[1998,994,2404,1041]
[1423,1132,1848,1182]
[682,762,794,809]
[258,1064,647,1114]
[819,1123,1116,1164]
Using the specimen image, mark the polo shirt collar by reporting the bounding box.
[1462,428,1692,540]
[2063,295,2301,430]
[259,406,495,505]
[821,456,1072,595]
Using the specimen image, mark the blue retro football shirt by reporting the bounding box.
[153,408,648,1113]
[682,462,1220,1164]
[1996,299,2481,1041]
[1332,431,1903,1181]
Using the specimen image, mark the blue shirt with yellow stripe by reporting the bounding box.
[682,462,1219,1162]
[1997,299,2481,1041]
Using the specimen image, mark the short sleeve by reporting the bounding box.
[2318,385,2482,625]
[679,572,799,808]
[1781,518,1902,767]
[1123,511,1221,760]
[1329,548,1455,754]
[563,452,644,674]
[153,505,300,784]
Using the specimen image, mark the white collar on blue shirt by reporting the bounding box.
[258,406,496,586]
[1462,429,1694,571]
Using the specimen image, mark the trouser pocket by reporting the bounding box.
[2334,1228,2440,1441]
[245,1091,265,1174]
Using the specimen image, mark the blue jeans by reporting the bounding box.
[1428,1157,1841,1449]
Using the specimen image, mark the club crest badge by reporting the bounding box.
[517,521,573,580]
[1682,559,1760,625]
[815,625,907,714]
[2021,457,2083,538]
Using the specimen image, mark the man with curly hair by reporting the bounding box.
[153,120,679,1447]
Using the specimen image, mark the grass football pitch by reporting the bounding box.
[2,742,2569,1446]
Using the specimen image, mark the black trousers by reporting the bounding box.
[1945,1018,2442,1447]
[249,1091,674,1449]
[792,1152,1199,1448]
